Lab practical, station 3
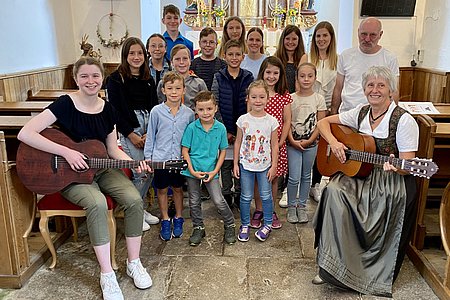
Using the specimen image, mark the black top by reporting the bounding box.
[47,94,118,144]
[106,70,158,137]
[286,63,297,94]
[190,57,226,90]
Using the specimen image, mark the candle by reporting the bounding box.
[287,0,289,12]
[220,0,223,8]
[275,0,278,10]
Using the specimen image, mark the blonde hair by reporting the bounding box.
[162,71,185,87]
[247,79,269,99]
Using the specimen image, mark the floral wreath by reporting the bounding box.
[97,13,129,49]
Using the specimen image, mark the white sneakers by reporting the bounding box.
[100,272,124,300]
[309,183,322,202]
[127,258,153,289]
[144,210,160,225]
[142,211,159,231]
[100,258,152,299]
[278,191,288,208]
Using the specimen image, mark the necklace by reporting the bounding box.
[369,106,389,125]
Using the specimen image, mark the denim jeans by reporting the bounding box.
[186,177,234,227]
[239,165,273,226]
[287,145,317,208]
[220,160,240,197]
[120,110,152,208]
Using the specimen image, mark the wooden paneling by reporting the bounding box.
[0,62,119,103]
[0,66,76,102]
[399,67,449,103]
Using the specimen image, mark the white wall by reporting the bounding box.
[141,0,161,44]
[70,0,142,63]
[420,0,450,69]
[0,0,75,74]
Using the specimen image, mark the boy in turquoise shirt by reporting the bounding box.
[181,91,236,246]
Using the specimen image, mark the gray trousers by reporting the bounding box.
[186,177,235,227]
[61,168,143,246]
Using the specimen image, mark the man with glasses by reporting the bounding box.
[330,17,399,114]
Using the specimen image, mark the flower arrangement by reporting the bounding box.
[199,7,209,17]
[272,5,286,18]
[212,5,225,17]
[287,8,298,17]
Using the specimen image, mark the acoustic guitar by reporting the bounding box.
[16,128,187,194]
[317,124,438,179]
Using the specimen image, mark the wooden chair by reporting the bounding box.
[37,168,132,270]
[439,181,450,289]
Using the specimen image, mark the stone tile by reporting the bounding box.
[224,224,303,259]
[361,259,439,300]
[247,257,361,300]
[0,191,441,299]
[166,256,248,300]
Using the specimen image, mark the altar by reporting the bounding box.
[184,0,316,54]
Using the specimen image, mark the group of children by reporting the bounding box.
[108,4,330,248]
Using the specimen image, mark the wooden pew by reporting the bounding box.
[27,89,106,101]
[440,182,450,291]
[0,101,51,116]
[0,117,74,288]
[408,115,450,299]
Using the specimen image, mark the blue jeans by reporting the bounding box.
[239,165,273,226]
[120,110,152,208]
[186,177,234,227]
[287,145,317,208]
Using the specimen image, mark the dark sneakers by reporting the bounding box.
[172,217,184,238]
[224,224,236,244]
[189,226,206,246]
[160,219,172,241]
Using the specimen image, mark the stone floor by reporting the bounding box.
[0,194,439,300]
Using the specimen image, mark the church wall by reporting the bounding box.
[0,0,76,74]
[420,0,450,70]
[351,0,428,68]
[70,0,142,63]
[1,0,449,74]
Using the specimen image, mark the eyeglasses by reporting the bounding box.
[149,44,165,49]
[200,41,217,46]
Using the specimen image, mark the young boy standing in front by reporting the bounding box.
[144,71,195,241]
[181,91,236,246]
[162,4,194,59]
[211,40,254,210]
[190,27,226,90]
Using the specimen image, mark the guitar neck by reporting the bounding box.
[346,150,406,170]
[87,158,166,169]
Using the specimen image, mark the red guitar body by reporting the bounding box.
[16,128,110,194]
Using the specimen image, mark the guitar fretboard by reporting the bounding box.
[87,158,166,169]
[346,150,405,169]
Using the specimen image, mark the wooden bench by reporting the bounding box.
[440,181,450,291]
[408,115,450,299]
[27,89,106,101]
[0,101,51,116]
